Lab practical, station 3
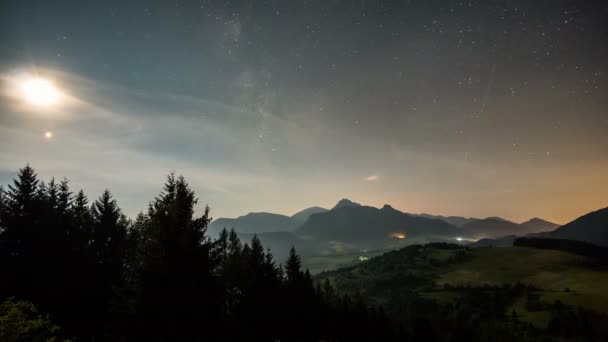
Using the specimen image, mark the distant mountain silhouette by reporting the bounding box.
[519,217,560,234]
[209,212,298,236]
[549,207,608,246]
[291,206,327,225]
[208,199,569,249]
[332,198,361,209]
[418,214,479,227]
[461,217,521,238]
[297,200,464,248]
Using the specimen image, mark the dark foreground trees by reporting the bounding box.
[0,166,391,341]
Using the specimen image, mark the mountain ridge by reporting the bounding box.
[549,207,608,246]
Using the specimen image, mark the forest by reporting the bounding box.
[0,165,391,341]
[1,165,608,341]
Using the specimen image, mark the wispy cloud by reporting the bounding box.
[365,175,379,182]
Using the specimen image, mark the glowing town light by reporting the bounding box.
[391,233,406,239]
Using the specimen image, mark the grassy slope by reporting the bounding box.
[437,247,608,314]
[318,244,608,329]
[303,236,459,274]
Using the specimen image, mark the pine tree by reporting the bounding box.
[227,229,242,259]
[57,179,71,215]
[285,245,303,286]
[249,235,265,268]
[214,228,229,274]
[91,190,128,266]
[72,191,92,232]
[6,165,39,218]
[89,189,129,331]
[1,166,42,300]
[42,178,58,213]
[129,174,220,339]
[68,190,94,256]
[0,186,7,232]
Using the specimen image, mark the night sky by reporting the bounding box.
[1,0,607,223]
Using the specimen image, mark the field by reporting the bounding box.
[316,244,608,330]
[303,249,388,274]
[437,247,608,314]
[303,235,458,274]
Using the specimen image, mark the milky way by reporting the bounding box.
[1,0,607,223]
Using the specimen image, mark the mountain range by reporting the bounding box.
[208,206,327,236]
[459,217,560,238]
[208,198,576,255]
[417,213,478,227]
[471,209,608,248]
[296,203,464,246]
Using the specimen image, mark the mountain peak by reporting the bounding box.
[523,217,552,224]
[519,217,560,234]
[291,206,328,224]
[333,198,361,209]
[484,216,508,222]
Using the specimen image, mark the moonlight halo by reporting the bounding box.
[19,77,60,106]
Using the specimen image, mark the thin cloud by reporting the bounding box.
[365,175,379,181]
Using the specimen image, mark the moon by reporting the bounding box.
[19,77,60,106]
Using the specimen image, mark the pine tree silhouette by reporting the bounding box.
[127,174,220,339]
[0,166,404,341]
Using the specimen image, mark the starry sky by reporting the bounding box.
[1,0,607,224]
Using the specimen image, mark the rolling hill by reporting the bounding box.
[549,207,608,246]
[318,243,608,326]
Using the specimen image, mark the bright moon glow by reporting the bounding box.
[19,78,60,106]
[44,131,53,139]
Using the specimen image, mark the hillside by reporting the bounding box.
[318,244,608,329]
[470,235,516,247]
[549,207,608,246]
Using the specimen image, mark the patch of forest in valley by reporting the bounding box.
[1,165,608,341]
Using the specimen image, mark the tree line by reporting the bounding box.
[514,237,608,262]
[0,165,394,341]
